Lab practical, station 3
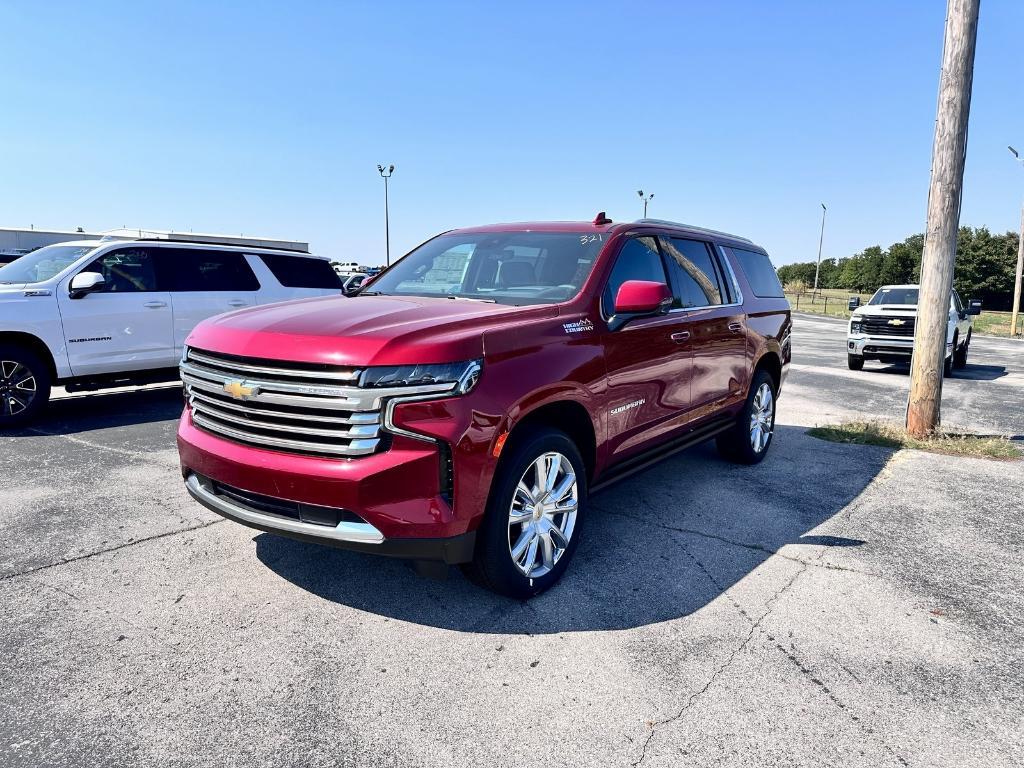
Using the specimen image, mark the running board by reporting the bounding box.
[590,418,734,495]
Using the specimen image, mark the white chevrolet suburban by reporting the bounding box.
[846,284,981,375]
[0,235,342,426]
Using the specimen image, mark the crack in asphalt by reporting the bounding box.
[0,518,225,582]
[631,561,811,766]
[596,505,870,576]
[770,641,909,766]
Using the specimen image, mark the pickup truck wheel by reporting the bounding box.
[954,331,970,369]
[0,345,51,428]
[463,428,586,599]
[943,334,956,378]
[716,370,776,465]
[847,354,864,371]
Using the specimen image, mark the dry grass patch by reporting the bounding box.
[807,420,1021,460]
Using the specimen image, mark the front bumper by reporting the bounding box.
[177,413,481,563]
[848,335,953,359]
[184,471,475,563]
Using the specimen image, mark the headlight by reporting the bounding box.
[361,359,482,394]
[850,316,863,333]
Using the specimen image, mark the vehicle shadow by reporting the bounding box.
[868,362,1007,381]
[255,424,890,634]
[4,384,183,436]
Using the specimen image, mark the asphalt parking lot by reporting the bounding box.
[1,319,1022,767]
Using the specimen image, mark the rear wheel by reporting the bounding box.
[716,370,777,465]
[462,428,586,598]
[847,354,864,371]
[0,344,51,428]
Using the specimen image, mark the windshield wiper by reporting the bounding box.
[356,290,387,296]
[445,295,496,303]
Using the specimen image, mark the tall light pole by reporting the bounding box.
[813,203,827,293]
[1007,147,1024,338]
[637,190,654,218]
[377,164,395,266]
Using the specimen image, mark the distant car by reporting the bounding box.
[847,284,980,376]
[0,236,342,426]
[333,261,361,275]
[341,272,368,295]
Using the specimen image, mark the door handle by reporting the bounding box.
[728,322,744,333]
[143,301,167,309]
[670,331,691,343]
[227,299,248,307]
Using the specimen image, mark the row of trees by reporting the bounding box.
[776,227,1021,311]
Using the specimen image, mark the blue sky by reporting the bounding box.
[2,1,1022,266]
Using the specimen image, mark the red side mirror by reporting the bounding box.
[614,280,672,314]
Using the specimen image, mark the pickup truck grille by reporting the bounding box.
[861,315,915,337]
[180,347,382,458]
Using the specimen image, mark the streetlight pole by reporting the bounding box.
[1007,147,1024,338]
[377,164,395,267]
[637,190,654,218]
[813,203,827,294]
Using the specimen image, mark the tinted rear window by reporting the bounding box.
[166,249,260,291]
[730,247,784,298]
[259,254,342,289]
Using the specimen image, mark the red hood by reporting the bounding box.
[186,294,555,366]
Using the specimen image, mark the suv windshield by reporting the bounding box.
[0,244,98,284]
[868,287,919,305]
[363,231,607,305]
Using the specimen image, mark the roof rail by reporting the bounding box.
[100,229,310,253]
[633,218,754,245]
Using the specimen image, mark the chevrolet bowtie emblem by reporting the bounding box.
[223,380,258,400]
[888,318,906,326]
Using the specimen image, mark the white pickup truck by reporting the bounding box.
[846,284,981,376]
[0,235,343,426]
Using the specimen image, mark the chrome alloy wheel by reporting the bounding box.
[508,451,578,579]
[0,360,37,418]
[749,382,774,454]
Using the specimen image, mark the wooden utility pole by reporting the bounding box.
[907,0,980,437]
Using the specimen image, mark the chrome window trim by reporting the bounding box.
[664,243,744,315]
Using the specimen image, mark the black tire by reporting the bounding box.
[847,354,864,371]
[716,369,777,465]
[0,344,51,428]
[943,335,956,378]
[954,331,970,369]
[462,427,587,599]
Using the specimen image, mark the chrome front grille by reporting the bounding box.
[181,348,380,457]
[180,347,459,459]
[862,315,915,337]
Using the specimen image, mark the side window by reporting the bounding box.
[662,238,725,308]
[258,254,342,289]
[730,247,784,298]
[170,249,260,292]
[602,236,668,314]
[84,248,159,293]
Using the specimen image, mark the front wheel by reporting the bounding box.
[463,428,586,599]
[847,353,864,371]
[954,331,970,369]
[716,370,777,465]
[0,344,51,429]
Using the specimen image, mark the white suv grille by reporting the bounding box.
[180,347,383,457]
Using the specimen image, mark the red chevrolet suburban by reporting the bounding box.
[177,216,791,597]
